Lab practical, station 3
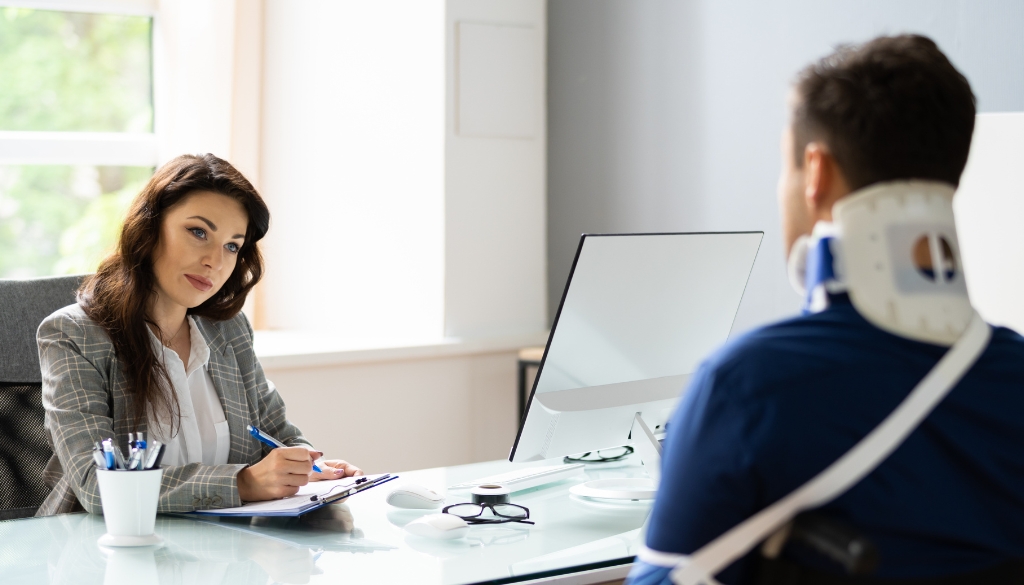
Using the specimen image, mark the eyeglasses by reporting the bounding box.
[442,502,534,525]
[563,445,634,463]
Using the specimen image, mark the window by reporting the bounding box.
[0,3,156,278]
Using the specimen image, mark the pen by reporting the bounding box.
[247,425,323,473]
[101,439,116,470]
[112,440,127,469]
[92,442,108,469]
[133,433,147,470]
[149,442,166,469]
[126,433,137,469]
[143,441,163,469]
[127,449,142,470]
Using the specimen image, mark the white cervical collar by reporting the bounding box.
[787,180,973,346]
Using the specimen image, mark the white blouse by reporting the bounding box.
[147,317,231,466]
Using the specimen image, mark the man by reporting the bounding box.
[627,35,1024,584]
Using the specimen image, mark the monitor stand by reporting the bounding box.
[569,413,661,501]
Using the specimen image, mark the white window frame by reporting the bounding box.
[0,0,160,169]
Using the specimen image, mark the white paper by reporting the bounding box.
[192,474,389,516]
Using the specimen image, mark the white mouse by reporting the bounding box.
[386,483,445,509]
[405,514,469,540]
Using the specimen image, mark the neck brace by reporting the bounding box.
[787,180,973,346]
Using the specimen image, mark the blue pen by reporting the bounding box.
[247,425,323,473]
[101,439,116,470]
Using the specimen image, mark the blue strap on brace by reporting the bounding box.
[802,236,838,315]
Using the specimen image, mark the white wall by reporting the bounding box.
[445,0,548,339]
[253,0,549,471]
[955,113,1024,333]
[260,0,446,342]
[547,0,1024,335]
[263,350,522,473]
[259,0,547,345]
[154,0,230,161]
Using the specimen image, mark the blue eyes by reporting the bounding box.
[188,227,241,254]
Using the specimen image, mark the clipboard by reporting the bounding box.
[188,473,398,517]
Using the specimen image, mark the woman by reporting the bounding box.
[36,154,360,515]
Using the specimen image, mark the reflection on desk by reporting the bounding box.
[0,456,653,585]
[6,506,387,585]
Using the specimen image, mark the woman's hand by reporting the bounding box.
[309,459,364,482]
[237,447,314,501]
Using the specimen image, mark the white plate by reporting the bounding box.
[569,478,656,500]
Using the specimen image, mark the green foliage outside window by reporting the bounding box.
[0,7,152,132]
[0,165,151,278]
[0,8,153,278]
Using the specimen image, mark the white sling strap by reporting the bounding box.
[669,311,992,585]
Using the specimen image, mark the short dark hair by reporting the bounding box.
[792,34,976,190]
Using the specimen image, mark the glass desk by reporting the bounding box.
[0,456,652,584]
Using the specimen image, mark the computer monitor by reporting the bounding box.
[509,232,762,495]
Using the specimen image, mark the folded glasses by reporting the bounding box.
[564,445,634,463]
[442,502,534,525]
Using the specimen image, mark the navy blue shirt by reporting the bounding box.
[630,295,1024,584]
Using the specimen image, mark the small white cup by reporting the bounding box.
[96,468,164,547]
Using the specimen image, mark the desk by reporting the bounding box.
[0,457,651,584]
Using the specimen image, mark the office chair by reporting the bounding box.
[755,512,878,584]
[755,512,1024,584]
[0,275,85,520]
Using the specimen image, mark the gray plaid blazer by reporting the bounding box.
[36,303,312,516]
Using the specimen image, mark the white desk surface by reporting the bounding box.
[1,456,652,584]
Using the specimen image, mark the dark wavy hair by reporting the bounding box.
[79,153,270,432]
[792,34,976,190]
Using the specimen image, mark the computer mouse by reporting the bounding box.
[386,483,445,509]
[404,514,469,540]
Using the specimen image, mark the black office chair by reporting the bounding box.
[755,512,879,584]
[0,275,85,520]
[755,512,1024,584]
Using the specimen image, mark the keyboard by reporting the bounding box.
[448,463,585,492]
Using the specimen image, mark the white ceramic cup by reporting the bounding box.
[95,468,164,547]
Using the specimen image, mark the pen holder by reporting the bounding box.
[96,468,164,547]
